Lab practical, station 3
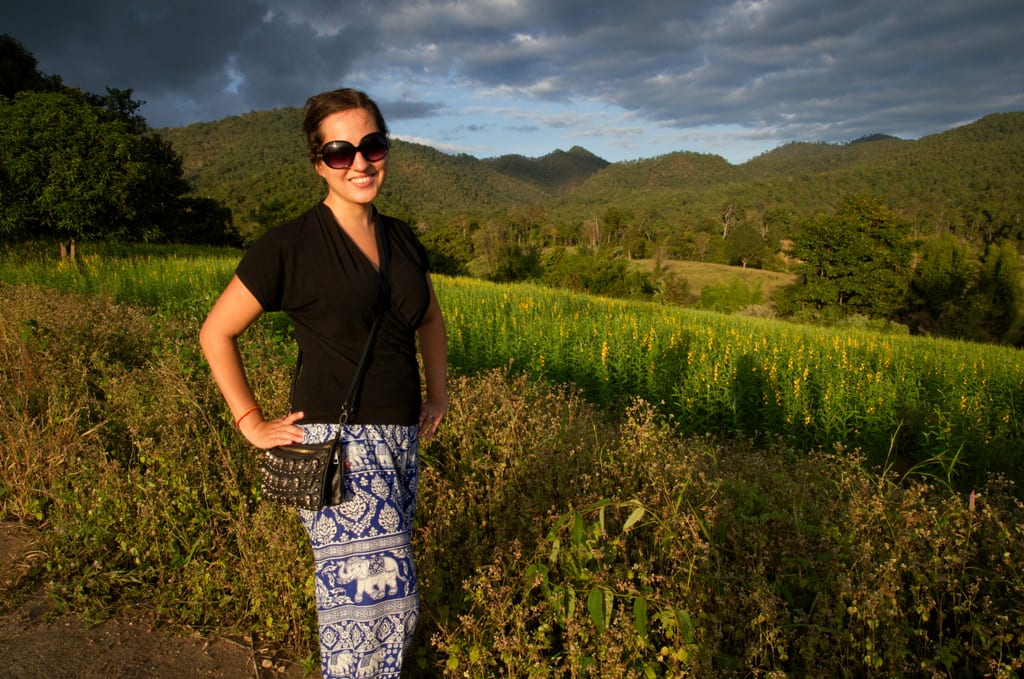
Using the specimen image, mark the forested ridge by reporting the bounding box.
[160,107,1024,247]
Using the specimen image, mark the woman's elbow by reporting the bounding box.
[198,317,230,358]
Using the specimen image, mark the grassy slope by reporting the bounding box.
[631,258,799,297]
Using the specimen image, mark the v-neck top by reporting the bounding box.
[236,202,431,424]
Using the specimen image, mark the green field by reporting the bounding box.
[631,257,800,298]
[2,245,1022,677]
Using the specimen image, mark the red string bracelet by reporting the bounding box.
[236,405,262,428]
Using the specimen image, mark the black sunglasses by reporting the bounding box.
[317,132,390,169]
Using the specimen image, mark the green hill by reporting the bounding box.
[159,111,1024,247]
[483,146,611,192]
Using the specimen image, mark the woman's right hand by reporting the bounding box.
[241,410,307,449]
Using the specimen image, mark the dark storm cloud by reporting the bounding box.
[389,0,1024,142]
[2,0,372,126]
[3,0,1022,146]
[378,100,445,121]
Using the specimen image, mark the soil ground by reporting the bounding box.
[0,523,308,679]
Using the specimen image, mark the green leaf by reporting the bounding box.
[571,511,585,545]
[677,608,695,644]
[633,596,649,640]
[587,587,607,633]
[548,537,561,564]
[623,504,645,532]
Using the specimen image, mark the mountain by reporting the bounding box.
[159,111,1024,243]
[483,146,610,192]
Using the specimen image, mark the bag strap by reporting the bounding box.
[287,207,392,426]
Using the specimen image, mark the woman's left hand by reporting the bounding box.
[418,398,447,441]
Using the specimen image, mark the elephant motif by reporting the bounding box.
[345,438,371,469]
[327,649,386,678]
[336,555,404,601]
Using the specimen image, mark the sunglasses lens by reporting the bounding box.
[361,133,389,162]
[321,141,356,169]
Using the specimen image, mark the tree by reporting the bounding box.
[602,206,628,245]
[719,203,743,239]
[622,223,651,259]
[966,241,1024,344]
[1,39,237,251]
[727,220,766,268]
[1,89,236,252]
[88,87,149,134]
[784,195,913,320]
[904,235,976,337]
[164,196,237,246]
[1,90,141,251]
[0,34,60,98]
[490,243,542,282]
[542,247,655,299]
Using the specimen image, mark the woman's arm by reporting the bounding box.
[200,275,305,448]
[416,274,449,440]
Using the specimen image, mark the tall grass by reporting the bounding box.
[437,277,1024,489]
[0,242,238,318]
[3,244,1021,488]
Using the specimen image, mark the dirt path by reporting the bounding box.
[0,523,307,679]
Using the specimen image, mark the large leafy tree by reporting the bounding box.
[903,236,1024,344]
[1,90,157,247]
[784,195,913,320]
[0,36,235,252]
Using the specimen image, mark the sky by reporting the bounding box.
[4,0,1023,165]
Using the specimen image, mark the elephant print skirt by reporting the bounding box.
[298,423,419,679]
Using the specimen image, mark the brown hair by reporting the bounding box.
[302,88,389,162]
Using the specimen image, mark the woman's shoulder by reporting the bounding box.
[378,211,410,230]
[378,212,420,244]
[378,211,429,270]
[246,204,324,252]
[264,204,323,238]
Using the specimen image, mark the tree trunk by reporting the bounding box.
[58,239,77,263]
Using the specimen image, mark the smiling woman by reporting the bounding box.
[199,88,449,679]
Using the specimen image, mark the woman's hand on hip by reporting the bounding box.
[241,410,306,449]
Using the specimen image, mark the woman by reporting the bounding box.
[200,88,448,678]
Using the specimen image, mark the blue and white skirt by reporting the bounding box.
[297,423,419,679]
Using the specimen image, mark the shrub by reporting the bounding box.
[697,278,763,313]
[3,282,1022,677]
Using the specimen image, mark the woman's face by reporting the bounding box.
[314,107,387,209]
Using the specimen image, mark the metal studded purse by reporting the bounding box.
[259,438,344,510]
[259,211,391,511]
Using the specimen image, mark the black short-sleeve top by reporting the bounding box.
[236,202,431,425]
